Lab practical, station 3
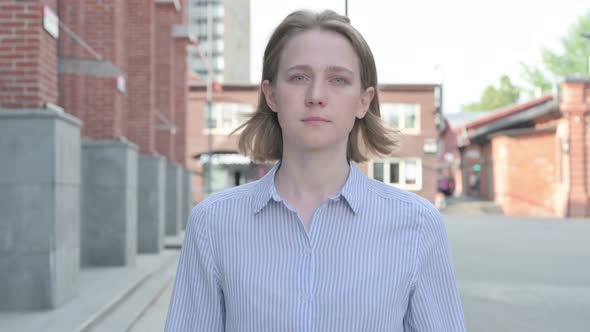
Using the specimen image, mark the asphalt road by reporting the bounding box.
[446,214,590,332]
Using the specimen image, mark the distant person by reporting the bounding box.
[439,174,455,197]
[469,173,480,196]
[165,9,465,332]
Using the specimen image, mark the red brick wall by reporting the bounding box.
[173,39,188,165]
[1,1,58,109]
[479,143,492,200]
[561,81,590,216]
[155,3,177,160]
[57,0,128,140]
[126,0,156,153]
[492,131,558,216]
[58,0,85,122]
[172,1,189,166]
[86,0,127,139]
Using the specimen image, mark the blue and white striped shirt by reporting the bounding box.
[165,162,465,331]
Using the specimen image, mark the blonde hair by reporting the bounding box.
[234,9,397,163]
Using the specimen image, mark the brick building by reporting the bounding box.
[1,0,193,311]
[455,79,590,218]
[188,83,443,203]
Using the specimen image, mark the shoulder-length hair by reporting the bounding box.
[234,9,397,163]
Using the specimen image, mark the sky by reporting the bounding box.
[250,0,590,113]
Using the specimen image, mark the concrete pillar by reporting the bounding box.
[81,140,138,266]
[166,162,182,236]
[138,154,166,253]
[0,106,81,311]
[561,79,590,217]
[182,168,193,229]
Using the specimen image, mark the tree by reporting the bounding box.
[520,10,590,96]
[463,75,521,112]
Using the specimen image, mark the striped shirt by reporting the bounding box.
[165,162,465,332]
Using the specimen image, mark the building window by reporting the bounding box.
[213,56,224,70]
[380,103,421,134]
[204,103,253,133]
[214,39,224,53]
[193,0,223,7]
[369,158,422,191]
[192,17,223,26]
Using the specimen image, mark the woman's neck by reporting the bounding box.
[274,147,350,203]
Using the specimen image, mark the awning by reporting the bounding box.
[198,153,251,165]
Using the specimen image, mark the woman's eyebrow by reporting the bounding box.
[286,65,354,75]
[286,65,312,72]
[325,66,354,75]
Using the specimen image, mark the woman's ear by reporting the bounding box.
[356,86,375,119]
[261,80,278,112]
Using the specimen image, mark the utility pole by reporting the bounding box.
[345,0,348,17]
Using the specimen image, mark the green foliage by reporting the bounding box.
[520,10,590,95]
[463,75,521,112]
[520,62,552,97]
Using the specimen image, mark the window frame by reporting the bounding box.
[368,158,423,191]
[379,103,421,135]
[202,102,252,135]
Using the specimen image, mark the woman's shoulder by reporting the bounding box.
[364,177,440,217]
[190,180,260,214]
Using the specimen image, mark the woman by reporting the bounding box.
[166,9,465,332]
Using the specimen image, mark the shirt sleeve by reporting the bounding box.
[403,206,466,332]
[165,204,224,332]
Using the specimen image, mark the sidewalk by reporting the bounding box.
[0,233,184,332]
[441,196,504,215]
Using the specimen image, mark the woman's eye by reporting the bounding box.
[290,75,306,82]
[332,77,348,84]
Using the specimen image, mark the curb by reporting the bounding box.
[79,253,179,332]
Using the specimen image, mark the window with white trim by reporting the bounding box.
[380,103,420,134]
[204,103,253,133]
[368,158,423,191]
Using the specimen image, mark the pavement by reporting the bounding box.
[128,281,174,332]
[441,196,505,215]
[0,233,184,332]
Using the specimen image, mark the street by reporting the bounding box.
[448,214,590,331]
[131,214,590,331]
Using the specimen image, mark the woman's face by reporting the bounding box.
[262,29,374,157]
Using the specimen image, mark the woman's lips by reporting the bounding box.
[302,116,330,124]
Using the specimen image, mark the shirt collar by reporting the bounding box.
[251,162,281,213]
[252,161,367,215]
[338,162,366,215]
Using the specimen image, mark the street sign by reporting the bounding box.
[117,76,126,93]
[43,6,59,39]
